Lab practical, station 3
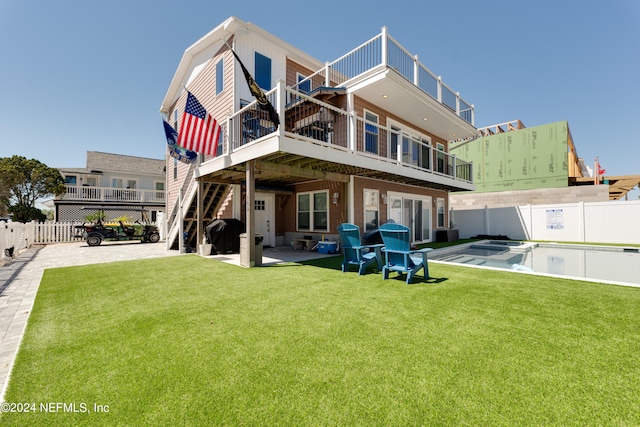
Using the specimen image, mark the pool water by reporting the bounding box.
[429,241,640,287]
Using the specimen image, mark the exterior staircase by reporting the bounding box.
[166,165,232,250]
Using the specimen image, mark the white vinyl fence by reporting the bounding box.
[451,200,640,245]
[1,221,84,263]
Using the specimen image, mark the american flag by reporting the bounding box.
[178,92,221,157]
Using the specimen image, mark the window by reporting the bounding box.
[112,179,136,189]
[390,126,400,161]
[86,177,97,186]
[154,181,164,200]
[437,198,445,228]
[173,158,178,180]
[255,52,272,90]
[297,191,328,231]
[421,139,432,170]
[364,110,378,154]
[363,189,379,232]
[65,175,77,185]
[297,73,310,93]
[215,129,224,157]
[386,119,432,170]
[388,192,432,243]
[215,58,224,95]
[436,142,445,173]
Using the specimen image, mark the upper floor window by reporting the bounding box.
[255,52,272,90]
[112,178,137,189]
[364,110,379,154]
[64,175,77,185]
[388,119,432,170]
[215,130,224,157]
[297,73,310,93]
[215,58,224,95]
[436,142,446,173]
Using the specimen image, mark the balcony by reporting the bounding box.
[206,83,473,189]
[291,26,475,128]
[59,185,165,204]
[199,27,475,191]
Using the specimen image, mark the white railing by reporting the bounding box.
[30,221,85,244]
[291,27,474,126]
[60,185,165,203]
[226,84,473,184]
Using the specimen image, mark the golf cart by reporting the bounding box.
[77,207,160,246]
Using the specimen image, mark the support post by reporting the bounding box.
[245,160,256,267]
[178,189,184,254]
[197,178,203,249]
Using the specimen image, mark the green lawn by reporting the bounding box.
[2,255,640,426]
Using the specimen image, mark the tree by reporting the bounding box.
[0,156,66,222]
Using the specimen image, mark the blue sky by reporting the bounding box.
[1,0,639,197]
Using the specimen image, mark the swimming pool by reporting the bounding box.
[428,241,640,287]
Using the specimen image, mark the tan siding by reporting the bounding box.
[286,59,316,86]
[164,45,236,214]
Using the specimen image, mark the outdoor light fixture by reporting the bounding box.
[381,194,388,204]
[333,192,339,205]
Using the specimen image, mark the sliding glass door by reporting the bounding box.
[388,192,432,243]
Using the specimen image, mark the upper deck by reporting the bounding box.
[172,23,478,191]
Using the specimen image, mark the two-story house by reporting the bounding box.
[54,151,166,223]
[161,16,477,261]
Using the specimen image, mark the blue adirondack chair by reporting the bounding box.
[378,223,432,284]
[337,223,383,275]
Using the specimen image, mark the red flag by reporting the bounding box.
[178,92,221,157]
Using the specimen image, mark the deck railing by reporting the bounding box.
[60,185,165,203]
[226,84,472,184]
[291,27,474,126]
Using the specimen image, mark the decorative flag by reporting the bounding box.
[598,163,606,176]
[178,92,221,157]
[230,49,280,130]
[163,120,197,164]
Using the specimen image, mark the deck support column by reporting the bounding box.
[197,178,203,251]
[244,160,256,267]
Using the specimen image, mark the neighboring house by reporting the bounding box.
[160,16,478,255]
[449,120,640,210]
[53,151,166,222]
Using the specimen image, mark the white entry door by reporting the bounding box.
[254,192,275,247]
